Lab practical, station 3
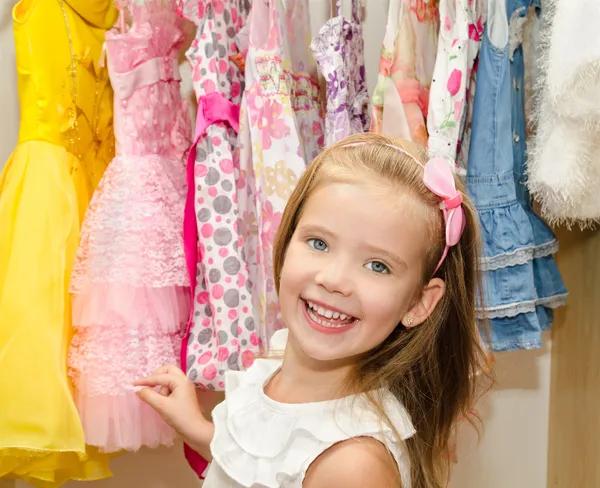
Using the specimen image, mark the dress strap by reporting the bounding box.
[382,0,403,52]
[249,0,274,49]
[118,6,126,31]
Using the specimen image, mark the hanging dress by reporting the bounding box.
[180,0,257,392]
[371,0,439,145]
[310,0,370,145]
[177,0,253,478]
[68,0,191,452]
[0,0,117,485]
[237,0,325,349]
[427,0,485,164]
[466,0,566,352]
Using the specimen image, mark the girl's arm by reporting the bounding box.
[178,414,215,462]
[303,438,401,488]
[134,365,215,461]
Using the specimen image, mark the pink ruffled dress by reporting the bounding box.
[68,1,191,452]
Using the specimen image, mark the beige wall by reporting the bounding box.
[1,1,551,487]
[0,0,18,164]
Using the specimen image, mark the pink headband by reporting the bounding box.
[341,142,466,274]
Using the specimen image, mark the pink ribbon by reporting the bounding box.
[341,143,465,274]
[422,157,465,273]
[109,56,182,100]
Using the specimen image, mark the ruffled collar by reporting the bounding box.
[208,329,416,487]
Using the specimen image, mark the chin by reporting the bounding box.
[293,333,354,362]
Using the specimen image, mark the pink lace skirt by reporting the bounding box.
[69,153,189,452]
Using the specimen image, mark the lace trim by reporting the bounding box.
[532,239,559,259]
[537,293,568,310]
[480,239,559,271]
[476,292,568,319]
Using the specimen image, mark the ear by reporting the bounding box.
[402,278,445,327]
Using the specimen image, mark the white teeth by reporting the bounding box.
[307,301,347,319]
[305,300,355,328]
[307,307,352,328]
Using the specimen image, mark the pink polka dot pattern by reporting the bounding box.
[181,0,259,390]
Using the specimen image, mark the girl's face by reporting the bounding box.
[278,180,445,362]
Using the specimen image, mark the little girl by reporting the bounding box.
[135,133,489,488]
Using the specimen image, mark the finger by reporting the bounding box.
[150,364,187,377]
[136,387,167,411]
[133,374,176,388]
[159,386,170,397]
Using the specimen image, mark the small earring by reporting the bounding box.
[405,317,414,327]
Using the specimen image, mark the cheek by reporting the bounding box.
[361,281,410,331]
[279,245,312,299]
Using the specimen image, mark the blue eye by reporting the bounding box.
[365,261,389,274]
[307,238,328,252]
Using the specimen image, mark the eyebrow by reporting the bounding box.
[297,224,408,269]
[297,224,336,240]
[363,244,408,269]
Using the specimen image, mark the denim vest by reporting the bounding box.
[467,0,566,351]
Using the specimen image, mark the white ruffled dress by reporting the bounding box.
[203,330,416,487]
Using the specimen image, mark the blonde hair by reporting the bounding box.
[272,133,491,488]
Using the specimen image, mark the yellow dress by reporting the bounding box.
[0,0,118,486]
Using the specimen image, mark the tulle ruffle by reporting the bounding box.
[72,283,189,333]
[68,323,183,452]
[72,389,177,453]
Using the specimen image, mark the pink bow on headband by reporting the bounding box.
[423,157,466,273]
[340,142,465,274]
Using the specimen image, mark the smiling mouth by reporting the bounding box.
[303,299,358,329]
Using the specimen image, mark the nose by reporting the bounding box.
[314,258,353,297]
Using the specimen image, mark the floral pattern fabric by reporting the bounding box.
[371,0,439,146]
[427,0,485,164]
[237,0,324,349]
[310,0,370,145]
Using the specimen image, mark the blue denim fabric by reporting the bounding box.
[510,3,567,314]
[468,0,566,351]
[484,306,552,352]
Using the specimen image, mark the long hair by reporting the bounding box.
[272,133,491,488]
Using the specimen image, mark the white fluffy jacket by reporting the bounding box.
[528,0,600,227]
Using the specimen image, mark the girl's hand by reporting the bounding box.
[134,365,208,443]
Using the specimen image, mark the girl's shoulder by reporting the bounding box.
[209,329,416,487]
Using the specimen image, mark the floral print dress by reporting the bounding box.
[371,0,439,146]
[236,0,324,349]
[310,0,370,145]
[427,0,485,164]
